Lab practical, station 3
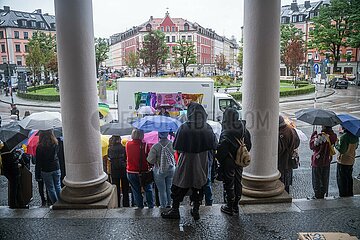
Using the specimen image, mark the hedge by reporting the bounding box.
[230,84,315,101]
[17,84,60,101]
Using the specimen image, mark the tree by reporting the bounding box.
[26,40,44,83]
[283,39,305,87]
[215,53,228,73]
[173,39,197,75]
[139,30,168,77]
[309,0,353,71]
[95,38,109,77]
[125,51,140,75]
[347,0,360,81]
[237,46,243,72]
[280,24,304,74]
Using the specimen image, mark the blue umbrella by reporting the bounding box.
[337,114,360,137]
[132,116,182,132]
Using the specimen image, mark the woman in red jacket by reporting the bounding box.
[126,129,154,209]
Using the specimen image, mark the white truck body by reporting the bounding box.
[116,78,241,127]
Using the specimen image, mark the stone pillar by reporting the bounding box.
[54,0,115,207]
[242,0,284,198]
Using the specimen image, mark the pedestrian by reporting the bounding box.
[36,130,62,205]
[335,128,359,197]
[126,129,154,209]
[161,102,217,220]
[108,135,130,207]
[200,150,215,206]
[23,111,30,119]
[10,104,19,121]
[158,107,170,117]
[278,115,300,194]
[309,126,337,199]
[216,108,251,215]
[147,132,175,208]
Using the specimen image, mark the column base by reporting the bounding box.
[53,185,117,210]
[242,172,285,198]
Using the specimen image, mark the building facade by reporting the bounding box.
[280,0,359,78]
[0,6,56,74]
[106,12,239,75]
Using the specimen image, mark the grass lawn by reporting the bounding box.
[27,87,58,95]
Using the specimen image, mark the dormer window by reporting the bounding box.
[299,15,304,22]
[172,26,175,32]
[161,26,164,32]
[146,23,152,31]
[30,21,36,27]
[184,23,189,31]
[166,26,170,32]
[50,23,55,29]
[39,22,45,28]
[292,15,297,22]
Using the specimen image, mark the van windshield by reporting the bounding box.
[219,99,242,112]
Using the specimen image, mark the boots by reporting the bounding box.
[161,202,180,219]
[190,202,200,220]
[233,197,240,214]
[221,202,234,216]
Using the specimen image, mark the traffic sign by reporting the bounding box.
[314,63,319,75]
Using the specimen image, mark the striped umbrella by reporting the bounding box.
[98,103,110,117]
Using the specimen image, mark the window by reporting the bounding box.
[182,35,186,41]
[14,31,19,39]
[24,32,28,39]
[184,23,189,31]
[15,44,21,52]
[292,15,297,22]
[172,36,175,42]
[166,36,170,43]
[187,35,192,42]
[25,45,29,53]
[172,26,175,32]
[219,99,242,112]
[2,57,7,64]
[16,56,22,66]
[299,15,303,22]
[161,26,164,32]
[22,20,27,26]
[146,24,152,31]
[1,44,5,53]
[0,31,3,39]
[40,22,45,28]
[30,21,36,27]
[166,26,170,32]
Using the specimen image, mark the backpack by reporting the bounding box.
[159,142,175,173]
[233,137,251,167]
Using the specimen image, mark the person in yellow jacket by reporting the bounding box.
[335,128,359,197]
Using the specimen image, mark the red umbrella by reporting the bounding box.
[26,130,39,156]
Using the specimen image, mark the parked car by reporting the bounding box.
[329,77,348,89]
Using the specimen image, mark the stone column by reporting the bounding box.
[242,0,284,198]
[54,0,114,207]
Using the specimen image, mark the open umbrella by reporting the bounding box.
[295,108,341,127]
[98,102,110,117]
[26,128,63,156]
[19,111,62,130]
[100,123,133,136]
[337,114,360,137]
[137,106,156,115]
[101,135,110,157]
[132,115,182,132]
[0,122,30,153]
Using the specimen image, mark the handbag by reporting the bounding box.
[289,149,300,169]
[138,142,153,187]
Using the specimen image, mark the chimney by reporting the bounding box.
[150,16,153,21]
[291,0,298,11]
[304,1,311,9]
[35,9,42,14]
[3,6,10,11]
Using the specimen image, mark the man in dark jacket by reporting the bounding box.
[278,115,300,194]
[216,108,251,215]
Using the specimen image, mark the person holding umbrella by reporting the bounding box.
[335,128,359,197]
[309,126,337,199]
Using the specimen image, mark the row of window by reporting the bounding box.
[1,56,23,66]
[155,23,189,32]
[0,30,31,39]
[281,11,318,24]
[166,35,192,43]
[1,43,29,53]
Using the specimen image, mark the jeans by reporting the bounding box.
[312,166,330,199]
[41,169,62,204]
[337,163,353,197]
[203,178,213,205]
[127,172,154,208]
[153,166,175,208]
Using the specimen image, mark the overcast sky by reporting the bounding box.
[2,0,294,40]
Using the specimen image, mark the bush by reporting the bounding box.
[17,85,60,101]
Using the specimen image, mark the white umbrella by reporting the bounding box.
[207,120,222,141]
[295,128,308,142]
[19,111,62,130]
[137,106,156,115]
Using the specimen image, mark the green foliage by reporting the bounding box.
[215,53,228,72]
[212,75,234,86]
[309,0,355,69]
[95,38,109,77]
[237,46,243,71]
[139,30,169,77]
[125,51,140,71]
[347,0,360,48]
[280,24,304,66]
[173,39,196,75]
[26,32,57,81]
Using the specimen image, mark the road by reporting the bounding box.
[0,86,359,207]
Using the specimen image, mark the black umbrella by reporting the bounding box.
[0,122,31,153]
[100,123,133,136]
[35,127,63,138]
[295,108,341,127]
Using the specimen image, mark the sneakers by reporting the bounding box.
[190,208,200,221]
[161,208,180,219]
[221,204,233,216]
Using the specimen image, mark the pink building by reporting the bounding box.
[107,12,238,75]
[0,6,56,75]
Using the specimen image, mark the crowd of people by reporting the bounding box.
[0,102,359,220]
